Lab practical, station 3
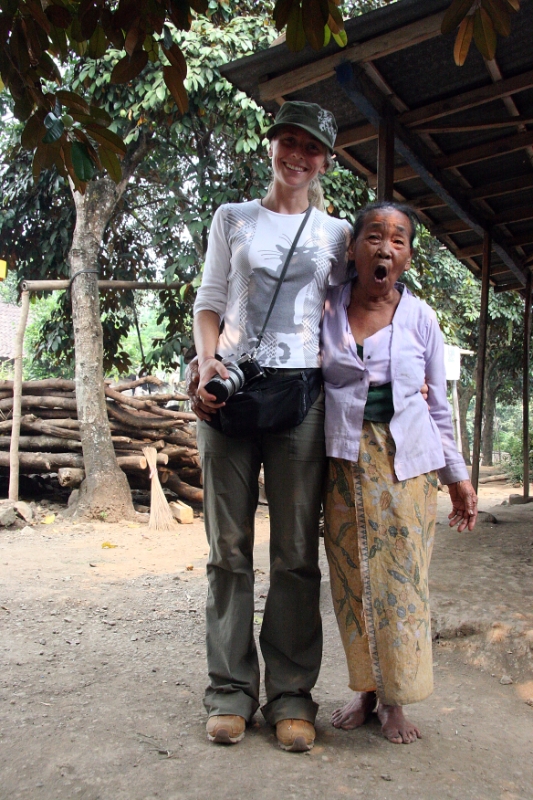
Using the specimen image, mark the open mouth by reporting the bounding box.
[374,265,388,281]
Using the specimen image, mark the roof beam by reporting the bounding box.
[432,219,473,235]
[466,174,533,200]
[434,131,533,169]
[411,194,446,209]
[493,205,533,225]
[494,281,524,292]
[336,122,377,148]
[400,69,533,127]
[414,116,533,133]
[335,147,374,177]
[456,243,485,258]
[258,12,445,102]
[335,62,527,285]
[367,164,417,188]
[455,233,533,258]
[510,233,533,247]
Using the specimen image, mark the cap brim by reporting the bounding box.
[265,122,334,153]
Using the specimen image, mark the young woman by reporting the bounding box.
[321,201,478,744]
[192,102,352,751]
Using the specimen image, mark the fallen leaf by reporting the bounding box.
[101,542,118,549]
[42,514,56,524]
[186,564,194,571]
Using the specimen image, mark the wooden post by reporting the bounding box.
[471,232,491,493]
[9,290,30,501]
[377,111,394,201]
[451,379,462,454]
[523,271,532,497]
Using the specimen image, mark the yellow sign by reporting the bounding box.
[0,260,6,281]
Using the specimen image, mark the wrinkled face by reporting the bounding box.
[349,209,413,296]
[269,125,328,190]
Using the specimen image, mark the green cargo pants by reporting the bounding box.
[197,391,325,726]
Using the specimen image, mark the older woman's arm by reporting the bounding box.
[423,309,478,531]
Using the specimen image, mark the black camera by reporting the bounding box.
[205,354,264,403]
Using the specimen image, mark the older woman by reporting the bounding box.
[321,201,477,745]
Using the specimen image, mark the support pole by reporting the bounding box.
[9,290,30,501]
[377,111,394,201]
[451,379,462,454]
[471,232,491,493]
[523,271,532,497]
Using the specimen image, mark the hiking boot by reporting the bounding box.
[276,719,315,752]
[206,715,246,744]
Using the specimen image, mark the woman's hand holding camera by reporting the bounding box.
[186,356,228,421]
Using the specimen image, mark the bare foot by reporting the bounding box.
[331,691,377,730]
[377,703,421,744]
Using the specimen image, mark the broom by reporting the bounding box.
[143,446,178,531]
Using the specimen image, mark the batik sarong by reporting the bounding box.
[324,421,438,706]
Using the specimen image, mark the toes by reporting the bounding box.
[388,732,403,744]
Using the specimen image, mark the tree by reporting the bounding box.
[1,5,370,517]
[2,8,370,372]
[0,2,523,187]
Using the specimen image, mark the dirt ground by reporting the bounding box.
[1,479,533,800]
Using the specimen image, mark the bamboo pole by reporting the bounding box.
[471,232,491,493]
[523,272,532,497]
[8,291,30,501]
[21,280,183,292]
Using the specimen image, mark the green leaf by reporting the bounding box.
[98,146,122,183]
[71,141,95,182]
[473,6,497,60]
[85,124,127,155]
[21,111,46,150]
[332,29,347,47]
[286,3,306,51]
[56,90,90,115]
[89,105,112,125]
[42,113,64,144]
[273,0,295,30]
[441,0,476,35]
[303,0,329,50]
[88,24,108,59]
[110,51,148,84]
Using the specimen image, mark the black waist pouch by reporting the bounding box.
[207,368,322,438]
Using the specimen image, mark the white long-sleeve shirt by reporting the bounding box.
[194,200,351,368]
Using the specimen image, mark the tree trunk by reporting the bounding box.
[62,133,152,520]
[481,382,499,466]
[69,177,135,521]
[458,381,475,465]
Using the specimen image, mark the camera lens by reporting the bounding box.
[205,363,245,402]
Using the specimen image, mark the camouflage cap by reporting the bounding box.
[266,101,337,152]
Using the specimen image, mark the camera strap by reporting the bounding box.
[251,205,312,359]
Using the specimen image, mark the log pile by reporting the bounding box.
[0,377,203,505]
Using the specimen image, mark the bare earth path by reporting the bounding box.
[1,485,532,800]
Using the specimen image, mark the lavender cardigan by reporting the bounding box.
[321,282,469,485]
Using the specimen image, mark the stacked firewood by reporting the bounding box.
[0,377,202,504]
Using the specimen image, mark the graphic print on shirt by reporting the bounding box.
[246,237,320,364]
[194,201,351,369]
